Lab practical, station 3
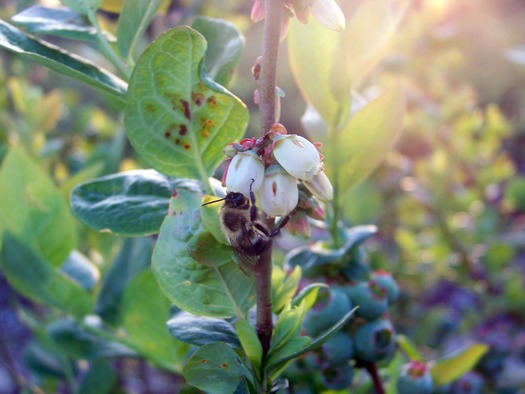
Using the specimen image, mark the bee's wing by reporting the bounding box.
[228,228,263,275]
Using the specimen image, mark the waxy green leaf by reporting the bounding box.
[430,344,489,386]
[0,147,76,266]
[116,0,165,60]
[183,342,252,394]
[235,319,263,372]
[70,170,201,236]
[331,85,404,193]
[11,5,97,41]
[167,310,240,349]
[0,20,127,100]
[343,0,404,87]
[152,188,255,318]
[288,18,350,129]
[125,26,248,182]
[0,233,93,318]
[191,17,245,88]
[96,237,154,325]
[265,307,358,375]
[122,270,187,372]
[61,0,102,15]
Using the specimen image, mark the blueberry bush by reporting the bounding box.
[0,0,524,393]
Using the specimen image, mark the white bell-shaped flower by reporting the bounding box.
[258,165,299,217]
[225,150,264,197]
[308,0,346,32]
[272,134,321,181]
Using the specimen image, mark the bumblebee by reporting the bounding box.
[203,180,290,274]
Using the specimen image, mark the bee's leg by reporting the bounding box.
[249,178,259,222]
[254,222,270,236]
[269,214,291,237]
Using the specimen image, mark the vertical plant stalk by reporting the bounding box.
[255,0,282,358]
[362,361,385,394]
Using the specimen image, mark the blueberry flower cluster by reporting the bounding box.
[223,123,332,220]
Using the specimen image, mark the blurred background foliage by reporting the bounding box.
[0,0,525,392]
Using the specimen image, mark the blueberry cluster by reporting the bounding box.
[284,226,400,390]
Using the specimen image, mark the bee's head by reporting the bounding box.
[224,192,248,208]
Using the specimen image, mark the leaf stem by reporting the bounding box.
[86,7,130,80]
[255,0,282,366]
[360,360,385,394]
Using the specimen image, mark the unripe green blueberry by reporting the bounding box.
[321,331,354,365]
[320,363,354,390]
[353,318,396,362]
[397,361,434,394]
[347,281,388,320]
[303,287,352,337]
[372,269,400,304]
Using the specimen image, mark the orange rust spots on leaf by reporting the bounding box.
[221,363,228,368]
[172,211,177,216]
[183,143,191,150]
[201,129,210,138]
[175,138,181,145]
[181,99,191,120]
[201,359,207,363]
[192,92,205,106]
[172,189,178,197]
[144,103,157,113]
[207,96,217,107]
[179,124,188,136]
[165,131,171,138]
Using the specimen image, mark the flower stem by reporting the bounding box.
[255,0,283,362]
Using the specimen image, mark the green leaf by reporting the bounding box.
[191,17,245,88]
[61,0,102,15]
[48,318,135,359]
[288,18,350,129]
[11,5,98,41]
[291,283,327,311]
[272,265,301,314]
[116,0,165,60]
[332,85,404,193]
[265,307,358,375]
[396,334,423,361]
[201,194,229,245]
[0,233,93,318]
[152,188,255,318]
[183,342,253,394]
[235,319,263,372]
[187,231,233,267]
[269,302,306,355]
[96,237,154,325]
[167,310,240,349]
[343,0,404,88]
[60,250,99,292]
[78,359,118,394]
[430,344,489,386]
[70,170,201,236]
[122,270,188,372]
[0,147,76,266]
[124,26,248,182]
[265,336,311,378]
[0,20,126,100]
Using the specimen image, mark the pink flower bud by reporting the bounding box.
[225,151,265,197]
[258,165,299,217]
[303,169,333,201]
[251,0,265,23]
[287,210,311,237]
[272,134,321,181]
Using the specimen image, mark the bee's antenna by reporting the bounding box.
[201,197,226,207]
